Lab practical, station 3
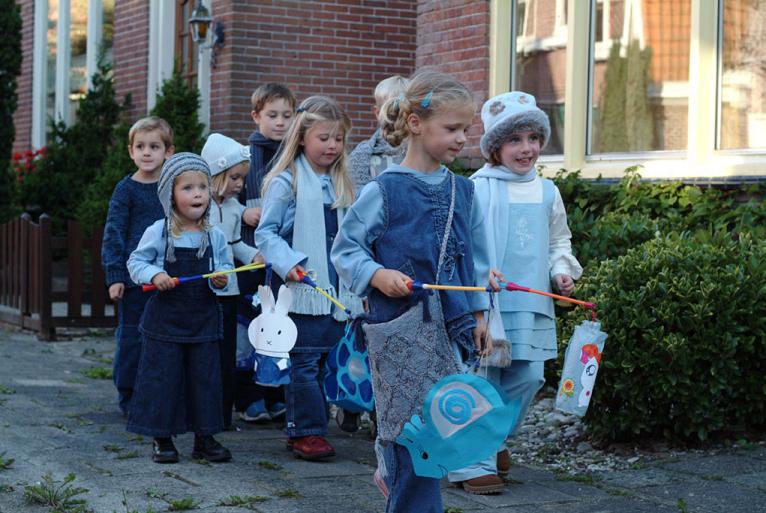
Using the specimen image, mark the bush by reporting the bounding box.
[558,232,766,442]
[150,64,204,153]
[0,0,22,222]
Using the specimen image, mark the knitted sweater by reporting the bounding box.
[101,175,164,287]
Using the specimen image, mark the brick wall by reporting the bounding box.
[112,0,150,120]
[208,0,417,146]
[415,0,490,165]
[12,0,35,153]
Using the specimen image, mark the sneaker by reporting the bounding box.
[192,434,232,463]
[267,401,286,421]
[336,408,361,433]
[496,448,512,477]
[457,474,505,495]
[152,437,179,464]
[239,400,270,422]
[287,435,336,461]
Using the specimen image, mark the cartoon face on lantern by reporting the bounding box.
[578,343,601,407]
[248,285,297,358]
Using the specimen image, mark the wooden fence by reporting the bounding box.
[0,214,116,340]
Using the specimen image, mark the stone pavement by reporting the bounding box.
[0,326,764,513]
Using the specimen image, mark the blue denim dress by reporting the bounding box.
[127,236,224,438]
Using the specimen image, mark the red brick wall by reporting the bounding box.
[12,0,35,153]
[112,0,150,120]
[416,0,490,165]
[208,0,417,146]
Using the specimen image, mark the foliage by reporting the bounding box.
[80,366,113,380]
[0,0,22,222]
[0,451,14,470]
[558,233,766,442]
[18,58,123,227]
[23,472,90,513]
[149,63,204,153]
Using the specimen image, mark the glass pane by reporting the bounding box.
[590,0,691,153]
[719,0,766,150]
[47,0,58,127]
[69,0,88,125]
[103,0,115,64]
[513,0,567,155]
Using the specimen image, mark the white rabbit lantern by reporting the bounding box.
[248,285,298,387]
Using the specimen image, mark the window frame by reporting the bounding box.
[488,0,766,182]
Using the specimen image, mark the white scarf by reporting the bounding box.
[290,155,363,321]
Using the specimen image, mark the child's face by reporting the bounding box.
[173,171,210,225]
[252,98,294,141]
[416,106,474,165]
[498,130,541,175]
[128,129,173,175]
[301,121,344,174]
[222,162,249,199]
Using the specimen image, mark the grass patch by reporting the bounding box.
[219,495,271,507]
[605,487,635,498]
[115,450,139,460]
[677,497,689,513]
[275,488,300,498]
[444,507,464,513]
[191,458,211,466]
[0,483,14,493]
[103,444,124,453]
[23,472,89,513]
[257,460,282,470]
[80,366,113,380]
[0,451,14,470]
[0,384,16,394]
[128,434,144,443]
[701,474,724,481]
[167,497,199,511]
[555,472,594,485]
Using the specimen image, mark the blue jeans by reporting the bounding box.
[448,360,545,482]
[384,443,442,513]
[285,351,329,437]
[113,286,151,414]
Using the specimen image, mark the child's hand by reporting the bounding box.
[252,253,265,264]
[211,273,228,289]
[242,207,262,227]
[108,282,125,301]
[151,272,176,291]
[472,312,493,357]
[370,269,412,298]
[286,265,307,282]
[488,268,504,292]
[554,274,574,296]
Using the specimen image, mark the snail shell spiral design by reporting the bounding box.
[437,389,475,425]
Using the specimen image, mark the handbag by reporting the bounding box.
[363,174,462,442]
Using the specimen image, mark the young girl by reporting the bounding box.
[127,153,234,464]
[202,133,261,430]
[331,71,492,512]
[458,91,583,487]
[255,96,362,461]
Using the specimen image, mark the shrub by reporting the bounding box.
[149,63,204,153]
[558,232,766,442]
[0,0,22,222]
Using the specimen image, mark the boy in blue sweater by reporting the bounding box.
[102,116,174,416]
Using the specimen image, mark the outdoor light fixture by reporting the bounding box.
[189,1,224,50]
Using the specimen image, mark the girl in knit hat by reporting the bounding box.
[127,152,235,464]
[452,92,583,490]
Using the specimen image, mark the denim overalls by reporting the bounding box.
[368,170,476,513]
[127,233,224,438]
[271,203,344,437]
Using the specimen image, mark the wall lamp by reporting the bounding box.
[189,1,224,64]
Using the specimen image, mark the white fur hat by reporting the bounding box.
[479,91,551,158]
[201,133,250,176]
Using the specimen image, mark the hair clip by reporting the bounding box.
[296,107,306,113]
[421,91,433,109]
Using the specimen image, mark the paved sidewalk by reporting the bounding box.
[0,327,764,513]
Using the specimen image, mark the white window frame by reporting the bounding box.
[489,0,766,181]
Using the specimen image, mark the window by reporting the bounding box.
[46,0,58,124]
[718,0,766,150]
[513,0,567,155]
[68,0,88,125]
[590,0,691,154]
[175,0,199,85]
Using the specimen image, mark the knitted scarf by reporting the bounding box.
[289,155,363,321]
[348,129,405,191]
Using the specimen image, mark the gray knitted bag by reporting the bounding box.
[363,174,462,442]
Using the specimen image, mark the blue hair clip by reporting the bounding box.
[421,91,433,109]
[296,107,306,113]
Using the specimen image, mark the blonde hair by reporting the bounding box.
[380,70,475,148]
[211,161,248,201]
[169,170,211,236]
[374,75,409,107]
[262,96,355,209]
[129,116,174,147]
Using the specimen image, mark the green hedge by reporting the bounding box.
[558,233,766,442]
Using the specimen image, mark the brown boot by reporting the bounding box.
[496,448,512,477]
[459,474,505,495]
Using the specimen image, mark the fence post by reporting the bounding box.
[67,220,83,319]
[38,215,55,340]
[20,214,30,315]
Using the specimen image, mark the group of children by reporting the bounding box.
[102,70,581,512]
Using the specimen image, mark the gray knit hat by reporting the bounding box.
[157,152,212,262]
[479,91,551,158]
